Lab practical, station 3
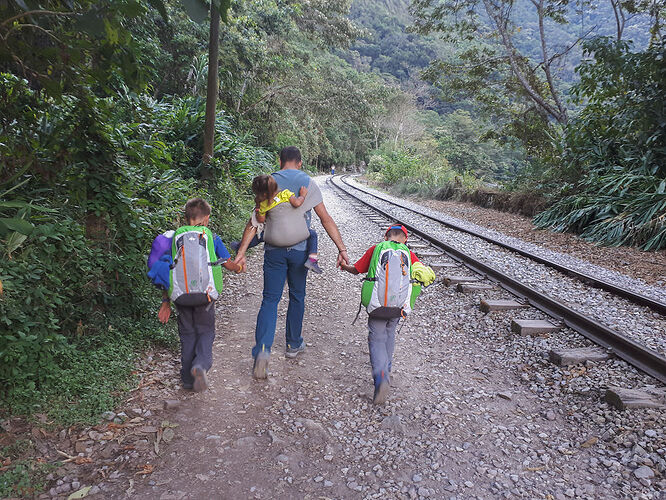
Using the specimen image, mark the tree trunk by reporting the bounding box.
[202,4,221,180]
[483,0,567,124]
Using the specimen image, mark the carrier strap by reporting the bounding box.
[170,245,183,269]
[397,314,408,335]
[410,278,433,289]
[352,300,363,326]
[353,276,374,325]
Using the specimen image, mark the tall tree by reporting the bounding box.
[202,3,221,180]
[178,0,232,179]
[411,0,573,125]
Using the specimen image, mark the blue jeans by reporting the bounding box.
[252,247,308,358]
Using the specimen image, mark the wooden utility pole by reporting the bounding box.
[202,3,220,180]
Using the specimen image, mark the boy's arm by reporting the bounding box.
[289,186,307,208]
[233,220,258,270]
[340,263,359,274]
[212,235,243,273]
[222,259,244,273]
[255,206,266,223]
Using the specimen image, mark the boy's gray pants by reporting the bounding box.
[176,303,216,386]
[368,317,400,387]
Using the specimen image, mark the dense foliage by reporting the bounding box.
[534,38,666,250]
[367,145,480,197]
[0,71,272,421]
[408,0,666,249]
[1,0,399,427]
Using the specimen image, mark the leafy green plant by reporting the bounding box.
[368,145,481,198]
[535,38,666,250]
[0,72,271,423]
[0,459,58,498]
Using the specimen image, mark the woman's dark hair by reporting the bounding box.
[252,174,278,204]
[280,146,301,165]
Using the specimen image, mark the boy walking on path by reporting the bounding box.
[341,225,434,404]
[233,147,350,379]
[148,198,243,392]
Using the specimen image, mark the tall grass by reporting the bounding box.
[367,148,480,198]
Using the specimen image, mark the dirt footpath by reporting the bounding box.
[75,179,665,499]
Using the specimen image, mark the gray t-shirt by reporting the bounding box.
[263,169,323,250]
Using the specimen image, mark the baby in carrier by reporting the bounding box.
[232,174,323,274]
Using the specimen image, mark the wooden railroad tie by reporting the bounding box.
[604,386,666,410]
[429,262,459,272]
[511,319,560,336]
[480,299,529,313]
[549,347,611,366]
[417,249,445,258]
[457,283,495,293]
[443,275,481,286]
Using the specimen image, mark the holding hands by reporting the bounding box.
[337,249,350,270]
[233,254,247,273]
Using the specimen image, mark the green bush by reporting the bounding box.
[367,155,387,172]
[368,146,480,198]
[0,74,271,423]
[534,38,666,250]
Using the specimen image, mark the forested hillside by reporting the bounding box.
[346,0,437,82]
[345,0,666,250]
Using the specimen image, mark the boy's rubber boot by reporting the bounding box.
[253,351,270,379]
[191,366,208,392]
[373,380,390,405]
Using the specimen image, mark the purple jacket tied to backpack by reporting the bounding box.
[148,230,175,269]
[147,229,231,291]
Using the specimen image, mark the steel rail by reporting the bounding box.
[329,176,666,384]
[337,175,666,316]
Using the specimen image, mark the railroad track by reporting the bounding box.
[338,175,666,315]
[328,175,666,385]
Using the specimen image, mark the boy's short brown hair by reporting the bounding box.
[385,224,409,240]
[184,197,211,223]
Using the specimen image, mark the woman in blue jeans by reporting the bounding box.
[233,146,349,379]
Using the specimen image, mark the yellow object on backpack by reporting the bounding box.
[411,262,436,287]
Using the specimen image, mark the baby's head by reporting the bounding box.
[185,197,211,226]
[252,174,278,204]
[384,224,408,244]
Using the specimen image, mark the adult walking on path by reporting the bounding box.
[233,146,350,378]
